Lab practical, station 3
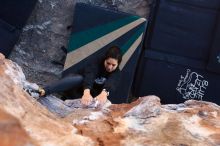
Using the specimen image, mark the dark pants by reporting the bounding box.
[44,74,84,99]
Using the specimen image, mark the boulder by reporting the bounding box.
[1,53,220,146]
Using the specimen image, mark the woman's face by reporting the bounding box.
[104,57,118,72]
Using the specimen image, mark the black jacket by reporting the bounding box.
[83,58,121,97]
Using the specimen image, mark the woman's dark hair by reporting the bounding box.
[104,46,122,65]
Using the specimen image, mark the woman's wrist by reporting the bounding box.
[102,89,109,96]
[83,89,91,95]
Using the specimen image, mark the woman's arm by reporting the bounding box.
[96,69,121,105]
[83,61,99,90]
[103,69,121,94]
[81,60,100,105]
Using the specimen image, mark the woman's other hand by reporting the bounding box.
[96,90,108,105]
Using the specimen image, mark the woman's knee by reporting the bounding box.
[74,74,83,83]
[67,74,83,84]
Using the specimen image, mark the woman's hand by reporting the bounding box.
[81,89,93,106]
[96,90,108,105]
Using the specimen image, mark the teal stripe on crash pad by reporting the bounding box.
[121,25,145,55]
[67,15,140,52]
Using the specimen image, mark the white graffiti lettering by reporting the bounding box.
[176,69,208,100]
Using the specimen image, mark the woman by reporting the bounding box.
[38,46,122,106]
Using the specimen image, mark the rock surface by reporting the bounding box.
[1,54,220,146]
[0,53,93,146]
[0,108,37,146]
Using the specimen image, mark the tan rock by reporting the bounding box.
[1,53,220,146]
[0,53,94,146]
[0,107,37,146]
